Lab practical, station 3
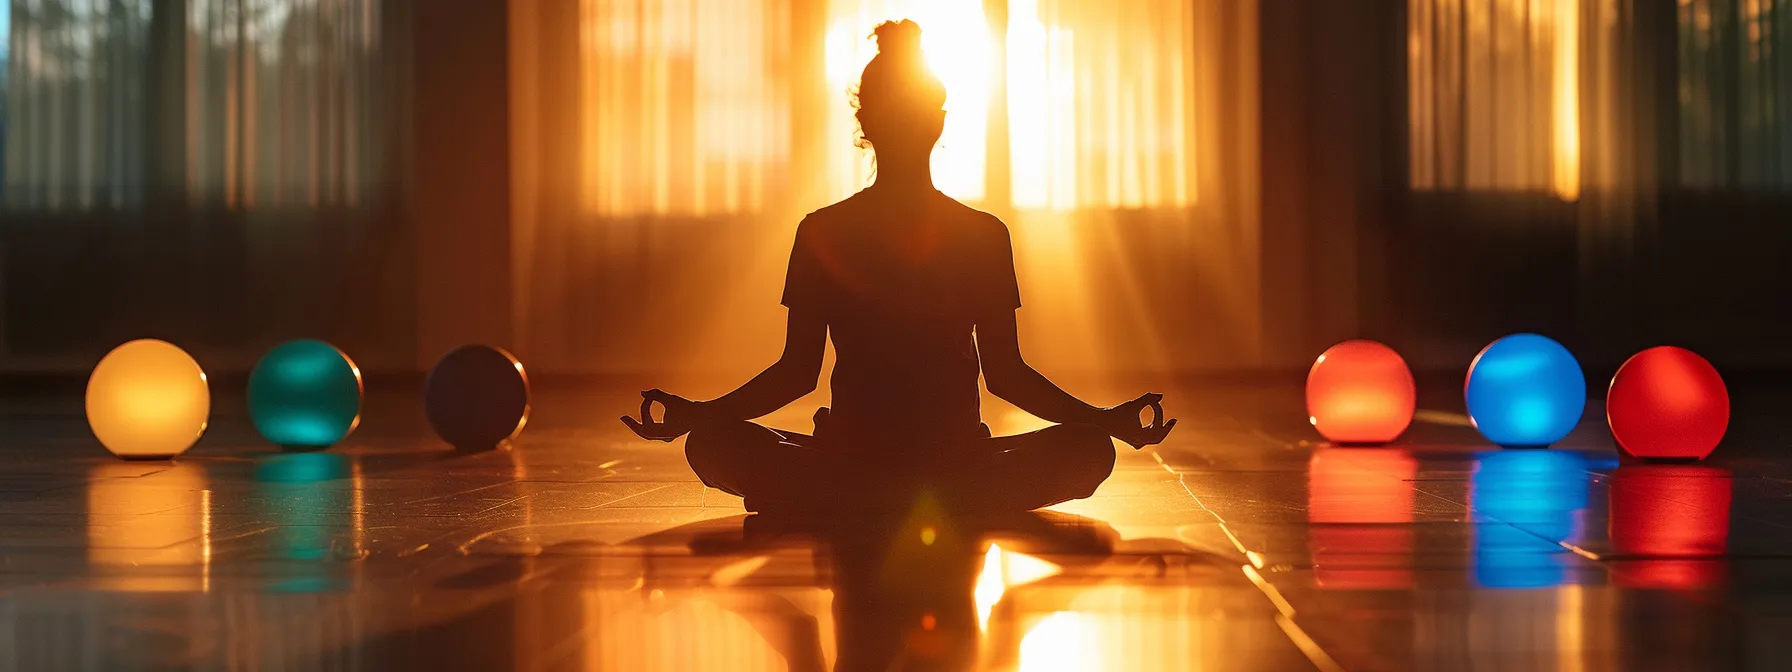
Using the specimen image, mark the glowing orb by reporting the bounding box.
[1306,340,1415,444]
[1465,334,1586,447]
[424,345,531,450]
[85,339,211,459]
[248,340,363,450]
[1606,346,1728,460]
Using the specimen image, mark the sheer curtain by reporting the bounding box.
[1678,0,1792,188]
[1408,0,1792,194]
[3,0,154,209]
[1403,0,1792,356]
[512,0,801,377]
[4,0,392,211]
[511,0,1262,377]
[999,0,1259,374]
[184,0,391,210]
[576,0,791,217]
[1405,0,1666,348]
[1004,0,1198,211]
[1,0,405,368]
[1408,0,1582,200]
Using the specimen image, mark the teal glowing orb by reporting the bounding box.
[1465,334,1586,447]
[248,340,363,450]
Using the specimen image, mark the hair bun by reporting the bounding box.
[873,20,924,61]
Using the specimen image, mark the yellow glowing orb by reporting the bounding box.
[86,339,211,459]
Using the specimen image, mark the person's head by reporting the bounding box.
[853,20,946,171]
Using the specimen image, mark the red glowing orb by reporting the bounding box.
[1306,340,1416,444]
[1606,346,1729,460]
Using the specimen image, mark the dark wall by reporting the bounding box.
[1258,0,1403,368]
[410,0,516,370]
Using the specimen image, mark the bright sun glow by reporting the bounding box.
[1018,611,1101,671]
[1006,0,1079,210]
[825,0,992,201]
[1550,0,1580,202]
[973,543,1063,631]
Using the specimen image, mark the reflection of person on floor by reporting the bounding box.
[654,509,1118,672]
[621,19,1175,513]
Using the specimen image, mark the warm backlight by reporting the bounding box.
[86,339,210,459]
[248,340,364,450]
[1465,333,1586,447]
[425,345,532,451]
[1606,346,1729,460]
[1305,340,1416,444]
[824,0,992,201]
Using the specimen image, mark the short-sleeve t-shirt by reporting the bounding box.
[782,189,1021,445]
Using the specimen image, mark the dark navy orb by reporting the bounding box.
[1465,334,1586,447]
[424,345,530,451]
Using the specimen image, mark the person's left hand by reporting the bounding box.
[620,389,708,442]
[1096,392,1178,449]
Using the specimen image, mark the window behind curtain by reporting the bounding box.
[578,0,793,218]
[1407,0,1582,201]
[1004,0,1198,210]
[822,0,1201,210]
[2,0,154,209]
[1,0,11,197]
[1409,0,1792,197]
[1678,0,1792,188]
[577,0,1203,215]
[185,0,390,209]
[822,0,991,203]
[1,0,393,212]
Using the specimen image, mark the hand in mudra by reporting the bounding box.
[620,389,708,442]
[1098,392,1177,449]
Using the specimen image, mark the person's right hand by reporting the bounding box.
[620,389,708,442]
[1096,392,1178,449]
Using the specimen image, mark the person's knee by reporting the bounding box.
[684,421,769,486]
[1053,423,1117,495]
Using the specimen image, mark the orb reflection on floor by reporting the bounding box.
[1470,450,1590,588]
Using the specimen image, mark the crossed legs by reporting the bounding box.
[684,420,1117,512]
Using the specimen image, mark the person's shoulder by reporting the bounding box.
[795,194,866,235]
[940,198,1012,240]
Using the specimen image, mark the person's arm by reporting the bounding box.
[622,308,826,441]
[698,308,827,421]
[977,309,1175,448]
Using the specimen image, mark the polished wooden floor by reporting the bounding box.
[2,380,1788,671]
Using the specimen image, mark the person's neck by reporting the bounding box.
[868,158,936,194]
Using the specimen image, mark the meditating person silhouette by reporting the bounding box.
[621,19,1176,513]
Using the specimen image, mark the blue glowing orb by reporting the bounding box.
[248,340,363,450]
[1464,334,1586,447]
